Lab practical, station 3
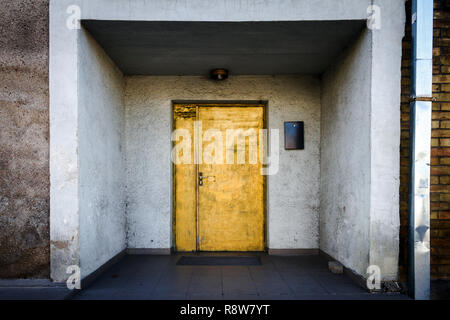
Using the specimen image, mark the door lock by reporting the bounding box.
[199,172,203,186]
[199,172,216,186]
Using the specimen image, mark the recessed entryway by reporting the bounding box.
[49,1,404,288]
[173,103,266,252]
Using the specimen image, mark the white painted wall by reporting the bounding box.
[320,0,404,280]
[124,76,321,250]
[78,29,126,278]
[368,0,404,280]
[320,30,372,277]
[77,0,370,22]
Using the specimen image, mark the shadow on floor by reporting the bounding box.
[71,253,409,300]
[431,280,450,300]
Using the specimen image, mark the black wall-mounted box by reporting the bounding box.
[284,121,304,150]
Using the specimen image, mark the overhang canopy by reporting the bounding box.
[82,20,366,75]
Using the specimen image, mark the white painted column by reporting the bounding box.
[49,0,81,282]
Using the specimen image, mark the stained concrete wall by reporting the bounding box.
[320,30,372,278]
[368,0,404,281]
[0,0,50,278]
[320,0,404,281]
[78,29,126,279]
[124,76,321,250]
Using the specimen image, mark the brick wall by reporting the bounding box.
[400,0,450,280]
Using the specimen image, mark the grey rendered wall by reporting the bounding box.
[124,75,321,250]
[78,29,126,279]
[368,0,404,281]
[320,30,372,277]
[320,0,404,281]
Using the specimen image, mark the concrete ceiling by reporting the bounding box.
[82,20,366,76]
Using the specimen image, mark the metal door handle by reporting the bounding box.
[199,172,203,186]
[199,172,215,186]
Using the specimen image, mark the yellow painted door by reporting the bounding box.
[174,104,265,252]
[174,105,197,251]
[198,106,264,251]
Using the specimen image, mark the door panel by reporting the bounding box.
[173,104,265,252]
[198,107,264,251]
[174,105,197,251]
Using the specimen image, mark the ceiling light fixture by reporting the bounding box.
[210,68,229,81]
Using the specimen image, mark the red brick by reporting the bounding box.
[437,265,450,275]
[432,166,450,175]
[442,103,450,111]
[441,55,450,66]
[431,185,450,193]
[432,138,440,147]
[435,93,450,102]
[442,65,450,74]
[440,176,450,184]
[432,112,450,120]
[431,148,450,156]
[431,176,440,184]
[434,75,450,83]
[432,129,450,137]
[441,138,450,146]
[442,83,450,92]
[439,211,450,219]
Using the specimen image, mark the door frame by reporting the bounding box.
[171,100,268,252]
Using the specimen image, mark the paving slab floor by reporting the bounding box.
[70,253,409,300]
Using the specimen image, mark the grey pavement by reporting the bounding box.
[71,253,409,300]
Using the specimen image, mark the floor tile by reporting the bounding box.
[63,254,410,300]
